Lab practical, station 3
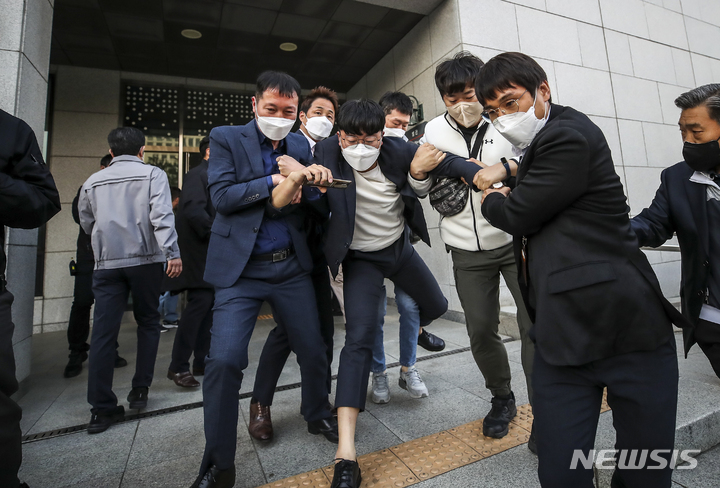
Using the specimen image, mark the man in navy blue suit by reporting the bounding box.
[192,71,338,488]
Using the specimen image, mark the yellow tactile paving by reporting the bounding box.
[449,420,530,458]
[262,394,612,488]
[391,431,480,481]
[262,469,330,488]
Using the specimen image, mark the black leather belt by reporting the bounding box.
[250,248,293,262]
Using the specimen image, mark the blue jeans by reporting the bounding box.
[371,285,420,373]
[158,291,179,322]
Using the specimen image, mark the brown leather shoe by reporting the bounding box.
[167,369,200,388]
[248,401,273,441]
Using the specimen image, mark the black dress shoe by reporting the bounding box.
[527,423,537,454]
[115,355,128,368]
[87,406,125,434]
[127,386,148,409]
[193,366,205,376]
[63,351,88,378]
[330,459,361,488]
[190,465,236,488]
[417,329,445,352]
[308,417,339,443]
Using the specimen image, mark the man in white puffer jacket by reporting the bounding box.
[420,52,535,447]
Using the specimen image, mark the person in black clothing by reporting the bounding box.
[166,137,215,387]
[64,155,127,378]
[476,53,691,488]
[632,83,720,378]
[0,109,62,488]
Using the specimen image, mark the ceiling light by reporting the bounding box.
[279,42,297,52]
[181,29,202,39]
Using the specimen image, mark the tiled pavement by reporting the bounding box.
[16,304,720,488]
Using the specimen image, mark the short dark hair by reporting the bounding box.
[675,84,720,125]
[378,91,413,116]
[475,52,548,105]
[435,51,485,97]
[100,154,112,167]
[300,86,339,114]
[170,186,182,201]
[255,70,301,100]
[199,136,210,157]
[337,99,385,136]
[108,127,145,157]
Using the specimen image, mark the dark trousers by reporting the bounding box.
[67,270,94,353]
[533,338,678,488]
[169,288,214,373]
[87,263,164,412]
[336,232,448,410]
[200,255,330,472]
[695,319,720,378]
[252,257,335,404]
[0,290,21,488]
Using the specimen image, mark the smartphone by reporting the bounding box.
[304,178,351,189]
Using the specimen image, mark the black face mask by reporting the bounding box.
[683,137,720,172]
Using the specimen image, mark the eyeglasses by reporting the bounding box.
[340,134,382,147]
[481,89,528,123]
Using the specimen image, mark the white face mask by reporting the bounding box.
[492,90,549,150]
[256,115,295,141]
[383,127,406,138]
[342,143,380,172]
[447,100,483,128]
[303,115,334,141]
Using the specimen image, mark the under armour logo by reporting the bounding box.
[484,139,493,144]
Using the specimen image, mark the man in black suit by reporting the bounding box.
[166,136,215,388]
[275,99,483,488]
[476,53,690,488]
[632,83,720,379]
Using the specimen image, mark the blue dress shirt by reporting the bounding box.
[251,120,293,255]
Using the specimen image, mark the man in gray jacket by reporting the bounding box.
[78,127,182,433]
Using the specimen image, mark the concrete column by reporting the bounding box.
[0,0,55,392]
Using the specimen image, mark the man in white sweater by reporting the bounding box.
[420,52,535,446]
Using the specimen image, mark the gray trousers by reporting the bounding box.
[450,243,534,403]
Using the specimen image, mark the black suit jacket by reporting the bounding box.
[481,104,690,366]
[313,135,481,276]
[168,159,215,291]
[631,161,707,354]
[0,109,61,277]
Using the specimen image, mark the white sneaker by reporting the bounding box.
[398,366,429,399]
[371,372,390,404]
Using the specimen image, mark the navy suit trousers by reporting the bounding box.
[251,256,335,405]
[200,255,330,472]
[336,231,448,410]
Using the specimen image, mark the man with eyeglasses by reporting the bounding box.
[274,99,482,488]
[473,52,691,488]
